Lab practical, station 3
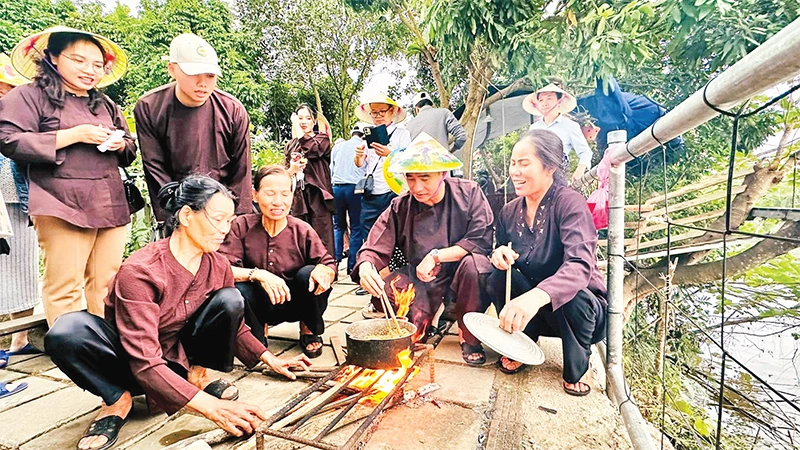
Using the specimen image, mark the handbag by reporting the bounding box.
[122,167,146,215]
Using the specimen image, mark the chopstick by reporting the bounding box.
[379,290,403,336]
[505,242,512,307]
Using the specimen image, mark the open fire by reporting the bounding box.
[334,348,417,404]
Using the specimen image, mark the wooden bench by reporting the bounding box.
[0,313,47,337]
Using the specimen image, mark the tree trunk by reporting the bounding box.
[460,45,495,179]
[622,220,800,319]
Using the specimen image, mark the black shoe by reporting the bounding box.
[355,288,368,295]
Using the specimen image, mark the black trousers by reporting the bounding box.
[236,265,330,346]
[486,268,607,383]
[44,287,246,407]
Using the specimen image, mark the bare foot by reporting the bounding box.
[78,391,132,450]
[188,366,237,399]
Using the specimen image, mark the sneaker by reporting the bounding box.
[361,303,385,319]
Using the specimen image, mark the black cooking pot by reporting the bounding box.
[344,319,417,370]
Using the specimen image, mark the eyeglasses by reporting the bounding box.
[202,209,234,233]
[369,107,393,118]
[62,54,106,73]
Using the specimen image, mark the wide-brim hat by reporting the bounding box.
[522,83,577,116]
[0,53,29,87]
[386,132,462,174]
[10,26,128,89]
[355,93,407,125]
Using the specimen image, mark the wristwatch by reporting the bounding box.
[429,249,441,266]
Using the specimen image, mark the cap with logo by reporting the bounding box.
[412,92,433,107]
[163,33,221,77]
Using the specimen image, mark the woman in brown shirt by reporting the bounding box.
[285,104,335,256]
[487,130,607,397]
[0,29,135,326]
[219,165,337,359]
[45,176,310,450]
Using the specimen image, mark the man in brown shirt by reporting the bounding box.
[134,33,252,223]
[352,133,494,365]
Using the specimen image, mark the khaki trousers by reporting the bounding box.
[33,216,127,326]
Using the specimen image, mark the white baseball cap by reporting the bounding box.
[163,33,221,77]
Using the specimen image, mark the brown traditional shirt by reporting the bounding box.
[0,84,137,228]
[495,180,607,310]
[134,84,253,221]
[352,177,495,283]
[284,133,334,216]
[219,214,337,278]
[104,238,267,415]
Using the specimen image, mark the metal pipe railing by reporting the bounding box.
[575,17,800,190]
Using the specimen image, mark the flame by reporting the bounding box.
[390,277,415,318]
[335,349,418,404]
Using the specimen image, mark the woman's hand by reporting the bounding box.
[288,154,308,175]
[71,124,113,145]
[370,143,391,157]
[255,269,291,305]
[188,394,267,437]
[262,351,311,380]
[357,262,386,298]
[309,265,335,295]
[498,289,551,333]
[490,245,519,271]
[104,133,126,152]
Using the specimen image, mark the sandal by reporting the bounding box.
[460,342,486,366]
[496,356,527,374]
[0,381,28,399]
[563,381,591,397]
[6,343,42,356]
[78,415,127,450]
[0,350,8,369]
[203,379,239,401]
[300,334,323,359]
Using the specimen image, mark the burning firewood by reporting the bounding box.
[390,276,415,318]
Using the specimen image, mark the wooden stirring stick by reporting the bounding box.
[505,242,513,307]
[380,290,403,336]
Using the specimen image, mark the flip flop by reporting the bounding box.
[300,334,323,359]
[496,356,527,374]
[0,381,28,399]
[203,379,239,401]
[6,344,42,356]
[460,342,486,366]
[563,381,591,397]
[0,350,8,369]
[79,415,127,450]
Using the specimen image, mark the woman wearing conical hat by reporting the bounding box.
[0,28,135,330]
[352,133,495,365]
[522,81,594,184]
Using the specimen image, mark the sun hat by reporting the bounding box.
[10,26,128,89]
[0,54,28,87]
[522,83,577,116]
[386,132,462,174]
[355,93,407,125]
[162,33,221,77]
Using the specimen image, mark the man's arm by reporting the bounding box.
[226,105,253,215]
[134,99,173,221]
[446,110,467,152]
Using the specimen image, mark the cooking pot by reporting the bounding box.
[344,319,417,370]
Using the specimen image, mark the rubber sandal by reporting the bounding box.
[6,343,42,356]
[496,356,527,374]
[0,350,8,369]
[460,342,486,366]
[203,379,239,401]
[0,381,28,399]
[78,415,127,450]
[355,288,369,296]
[300,334,323,358]
[563,381,591,397]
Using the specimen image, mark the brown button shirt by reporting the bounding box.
[495,180,607,310]
[134,84,253,221]
[104,238,267,415]
[0,84,137,228]
[219,214,337,277]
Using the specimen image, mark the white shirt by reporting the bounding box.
[529,114,594,168]
[360,123,411,195]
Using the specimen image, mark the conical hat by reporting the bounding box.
[522,83,577,116]
[355,93,407,124]
[0,54,29,87]
[10,26,128,89]
[386,132,462,174]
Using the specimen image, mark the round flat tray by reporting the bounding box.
[463,312,545,366]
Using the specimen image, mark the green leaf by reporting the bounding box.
[638,3,654,16]
[676,399,693,415]
[694,418,713,437]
